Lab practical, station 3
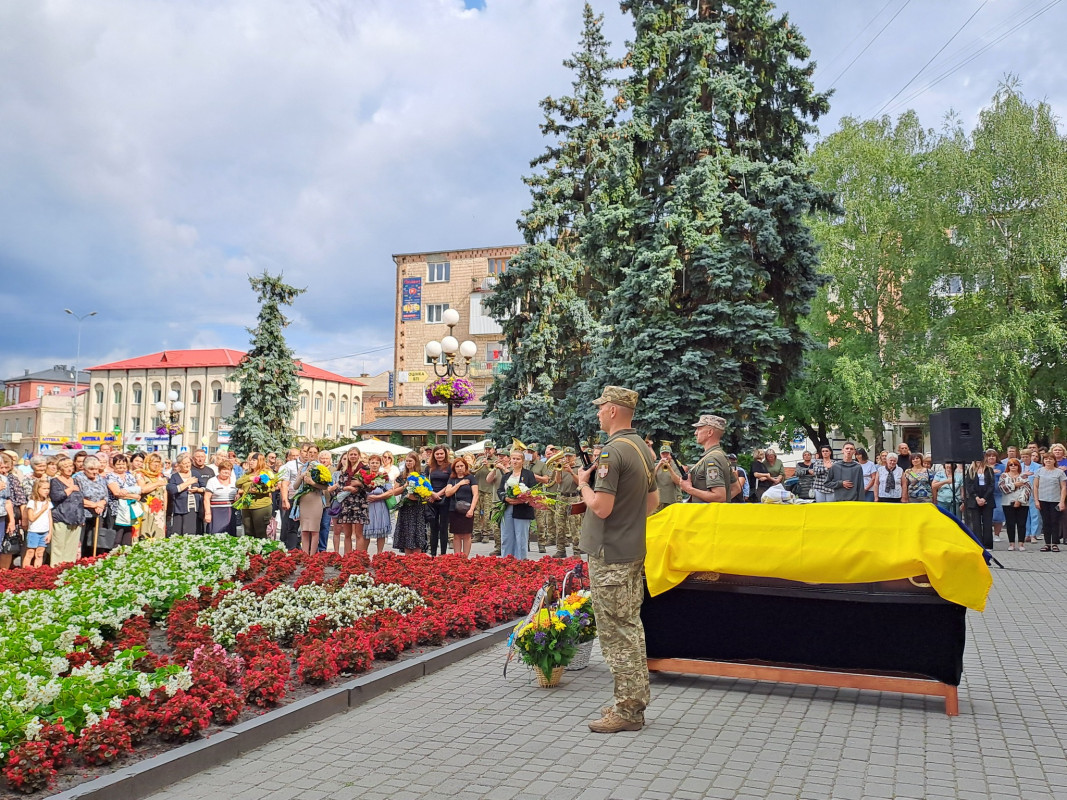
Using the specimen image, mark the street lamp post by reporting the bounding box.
[64,309,98,442]
[155,391,184,460]
[425,308,477,449]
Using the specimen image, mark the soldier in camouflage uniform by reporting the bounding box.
[473,441,499,544]
[552,448,581,557]
[654,443,684,513]
[673,414,732,503]
[577,386,658,734]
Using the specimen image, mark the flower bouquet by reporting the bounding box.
[290,464,334,515]
[234,471,278,510]
[559,590,596,643]
[510,607,579,686]
[395,473,435,510]
[491,483,557,525]
[156,423,183,436]
[425,376,475,407]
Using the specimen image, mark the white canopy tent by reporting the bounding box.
[330,438,412,457]
[456,439,491,454]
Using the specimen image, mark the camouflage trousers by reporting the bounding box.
[588,554,649,723]
[553,497,581,553]
[535,507,554,552]
[474,490,496,544]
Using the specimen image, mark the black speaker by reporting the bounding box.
[929,408,984,464]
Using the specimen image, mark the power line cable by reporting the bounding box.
[302,344,394,365]
[881,0,1062,115]
[815,0,897,82]
[827,0,913,91]
[871,0,989,118]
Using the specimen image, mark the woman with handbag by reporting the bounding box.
[999,458,1031,551]
[106,454,143,547]
[444,456,479,557]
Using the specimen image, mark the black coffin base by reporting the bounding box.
[641,581,967,686]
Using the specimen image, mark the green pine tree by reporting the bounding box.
[227,272,306,454]
[483,3,620,445]
[580,0,833,448]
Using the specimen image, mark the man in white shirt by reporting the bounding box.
[277,445,307,551]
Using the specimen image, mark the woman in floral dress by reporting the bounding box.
[391,453,427,554]
[136,453,169,541]
[364,454,393,555]
[903,453,934,504]
[333,449,370,555]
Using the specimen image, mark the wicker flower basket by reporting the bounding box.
[536,666,565,687]
[565,639,594,671]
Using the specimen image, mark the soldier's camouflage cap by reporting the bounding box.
[692,414,727,430]
[592,385,639,409]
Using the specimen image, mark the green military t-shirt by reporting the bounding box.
[579,429,657,564]
[655,461,682,505]
[475,459,496,493]
[690,446,731,503]
[558,467,579,495]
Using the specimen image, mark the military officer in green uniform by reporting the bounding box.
[654,443,684,512]
[672,414,732,503]
[528,442,553,553]
[473,440,499,544]
[551,447,581,557]
[577,386,658,734]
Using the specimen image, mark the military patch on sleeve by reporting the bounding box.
[708,465,720,482]
[597,464,609,479]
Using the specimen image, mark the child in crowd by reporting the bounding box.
[24,478,53,568]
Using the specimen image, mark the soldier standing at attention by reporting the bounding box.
[473,441,499,544]
[673,415,733,503]
[654,443,683,512]
[529,443,553,554]
[552,447,580,558]
[577,386,658,733]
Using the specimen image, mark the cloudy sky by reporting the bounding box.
[2,0,1064,385]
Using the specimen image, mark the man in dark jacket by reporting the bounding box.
[825,442,866,502]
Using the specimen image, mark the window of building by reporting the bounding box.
[210,416,220,432]
[425,303,449,324]
[425,350,445,366]
[325,423,332,436]
[2,420,7,435]
[131,416,141,432]
[340,399,347,414]
[314,394,322,411]
[50,386,60,395]
[211,383,223,403]
[94,385,104,404]
[488,257,509,275]
[190,384,202,404]
[14,418,21,432]
[132,384,143,405]
[378,400,387,408]
[93,416,101,430]
[152,384,162,403]
[327,395,335,412]
[189,416,200,433]
[299,422,307,436]
[300,394,308,410]
[170,382,182,401]
[313,423,321,436]
[113,385,122,404]
[486,342,509,363]
[111,416,120,431]
[932,275,964,297]
[36,385,44,398]
[427,261,451,283]
[26,417,34,434]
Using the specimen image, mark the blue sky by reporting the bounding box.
[2,0,1064,384]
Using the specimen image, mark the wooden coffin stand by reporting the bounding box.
[642,572,965,715]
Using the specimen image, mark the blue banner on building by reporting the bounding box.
[401,277,422,321]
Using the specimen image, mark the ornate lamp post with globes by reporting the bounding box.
[155,391,184,460]
[425,308,478,449]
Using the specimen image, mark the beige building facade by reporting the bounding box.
[86,349,364,451]
[0,391,88,453]
[392,245,521,407]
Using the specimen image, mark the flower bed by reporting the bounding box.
[0,539,576,795]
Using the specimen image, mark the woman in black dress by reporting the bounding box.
[426,446,452,556]
[392,453,428,554]
[444,457,479,557]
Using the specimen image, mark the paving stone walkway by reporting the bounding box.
[148,547,1067,800]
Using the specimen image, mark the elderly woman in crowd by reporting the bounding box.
[874,453,904,503]
[74,455,109,554]
[999,458,1031,551]
[1034,452,1066,552]
[167,453,201,536]
[752,448,784,502]
[903,453,933,503]
[204,459,239,535]
[0,454,25,570]
[49,456,84,564]
[792,450,816,500]
[136,453,168,540]
[106,454,142,548]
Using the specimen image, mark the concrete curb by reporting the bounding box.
[48,622,514,800]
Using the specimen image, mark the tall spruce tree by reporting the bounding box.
[579,0,833,448]
[483,3,619,444]
[227,272,305,454]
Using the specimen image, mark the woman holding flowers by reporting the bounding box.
[364,454,393,555]
[136,452,168,541]
[391,452,429,554]
[334,449,370,555]
[499,448,537,559]
[234,453,275,539]
[444,456,478,557]
[297,444,330,555]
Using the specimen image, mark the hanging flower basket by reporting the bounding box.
[425,376,475,407]
[156,424,183,436]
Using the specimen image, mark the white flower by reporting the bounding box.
[85,711,101,728]
[23,718,43,741]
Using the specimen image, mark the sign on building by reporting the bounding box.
[401,277,423,321]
